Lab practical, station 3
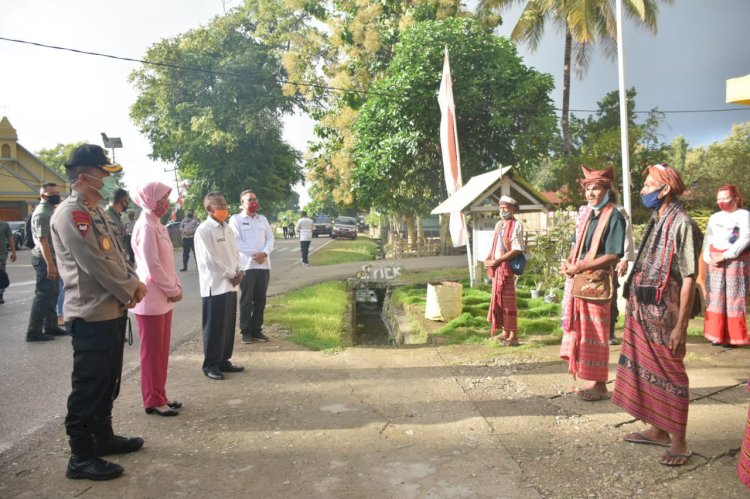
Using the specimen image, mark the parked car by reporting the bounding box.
[332,216,358,240]
[312,215,333,238]
[8,221,25,250]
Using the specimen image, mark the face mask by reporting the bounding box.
[500,211,512,220]
[717,200,735,212]
[187,214,194,219]
[212,209,229,223]
[85,174,118,200]
[153,199,170,217]
[246,201,259,213]
[590,193,610,210]
[122,201,130,211]
[46,194,61,205]
[641,186,665,210]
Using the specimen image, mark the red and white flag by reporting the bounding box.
[438,47,467,247]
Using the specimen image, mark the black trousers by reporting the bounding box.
[239,269,269,334]
[123,235,135,264]
[300,241,311,264]
[27,258,60,333]
[65,315,126,457]
[202,291,237,371]
[182,237,195,269]
[609,278,620,339]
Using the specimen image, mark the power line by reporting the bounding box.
[2,35,750,115]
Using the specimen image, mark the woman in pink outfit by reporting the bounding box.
[131,181,183,417]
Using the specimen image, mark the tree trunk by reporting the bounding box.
[405,215,417,251]
[562,27,572,158]
[416,216,424,254]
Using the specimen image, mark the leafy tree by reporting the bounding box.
[477,0,670,159]
[681,122,750,210]
[282,0,488,207]
[352,17,557,215]
[670,135,688,170]
[129,4,304,214]
[36,141,87,177]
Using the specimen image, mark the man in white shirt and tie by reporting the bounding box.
[194,192,244,380]
[228,189,274,344]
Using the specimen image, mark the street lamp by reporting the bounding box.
[100,132,123,163]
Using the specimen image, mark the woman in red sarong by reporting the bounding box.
[485,196,525,346]
[702,184,750,347]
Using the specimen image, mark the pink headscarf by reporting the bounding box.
[131,181,171,214]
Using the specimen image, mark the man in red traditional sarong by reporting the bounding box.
[613,164,701,467]
[560,166,626,401]
[485,196,525,346]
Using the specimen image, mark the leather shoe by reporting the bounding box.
[167,400,183,409]
[95,435,144,456]
[145,406,179,416]
[26,332,55,342]
[204,368,224,380]
[220,363,245,373]
[44,326,69,336]
[241,334,253,344]
[179,268,187,272]
[66,456,124,481]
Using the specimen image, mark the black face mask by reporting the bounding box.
[187,214,194,219]
[46,195,61,205]
[122,201,130,211]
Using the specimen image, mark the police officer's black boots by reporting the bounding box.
[94,419,144,456]
[66,436,124,481]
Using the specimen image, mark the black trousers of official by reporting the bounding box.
[65,316,126,457]
[239,269,269,335]
[609,277,620,340]
[300,241,311,264]
[202,291,237,372]
[27,258,60,333]
[182,237,195,269]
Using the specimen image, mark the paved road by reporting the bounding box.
[0,235,332,454]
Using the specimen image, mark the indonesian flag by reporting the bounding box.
[170,193,183,222]
[438,47,467,247]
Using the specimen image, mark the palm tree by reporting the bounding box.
[477,0,670,158]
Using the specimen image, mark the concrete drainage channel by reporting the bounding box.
[346,264,424,347]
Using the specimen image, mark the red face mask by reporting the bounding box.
[717,200,735,212]
[246,201,259,213]
[153,199,170,217]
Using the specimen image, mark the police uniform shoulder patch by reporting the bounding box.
[72,210,92,237]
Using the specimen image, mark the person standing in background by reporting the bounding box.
[105,188,129,258]
[702,184,750,348]
[296,211,314,266]
[131,181,183,416]
[179,209,200,272]
[26,182,66,341]
[0,217,16,304]
[229,190,274,343]
[194,192,244,380]
[122,211,136,265]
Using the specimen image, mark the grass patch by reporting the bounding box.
[310,236,378,266]
[265,281,349,351]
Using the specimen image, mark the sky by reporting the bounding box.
[1,0,749,205]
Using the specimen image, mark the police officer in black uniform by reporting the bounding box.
[52,144,148,481]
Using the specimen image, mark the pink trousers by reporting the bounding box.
[136,310,173,408]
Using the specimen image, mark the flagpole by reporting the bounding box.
[616,0,631,217]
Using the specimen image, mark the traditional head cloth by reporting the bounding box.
[642,163,686,196]
[580,165,614,188]
[497,195,519,207]
[716,184,744,208]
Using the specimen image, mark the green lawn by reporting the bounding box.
[310,236,378,266]
[265,281,349,351]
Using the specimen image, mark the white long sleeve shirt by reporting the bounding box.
[194,217,242,297]
[703,208,750,262]
[228,212,274,270]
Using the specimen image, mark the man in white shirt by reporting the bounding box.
[194,192,245,380]
[228,189,274,344]
[296,211,314,266]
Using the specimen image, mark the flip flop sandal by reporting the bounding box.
[659,450,693,467]
[623,431,670,447]
[575,389,610,402]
